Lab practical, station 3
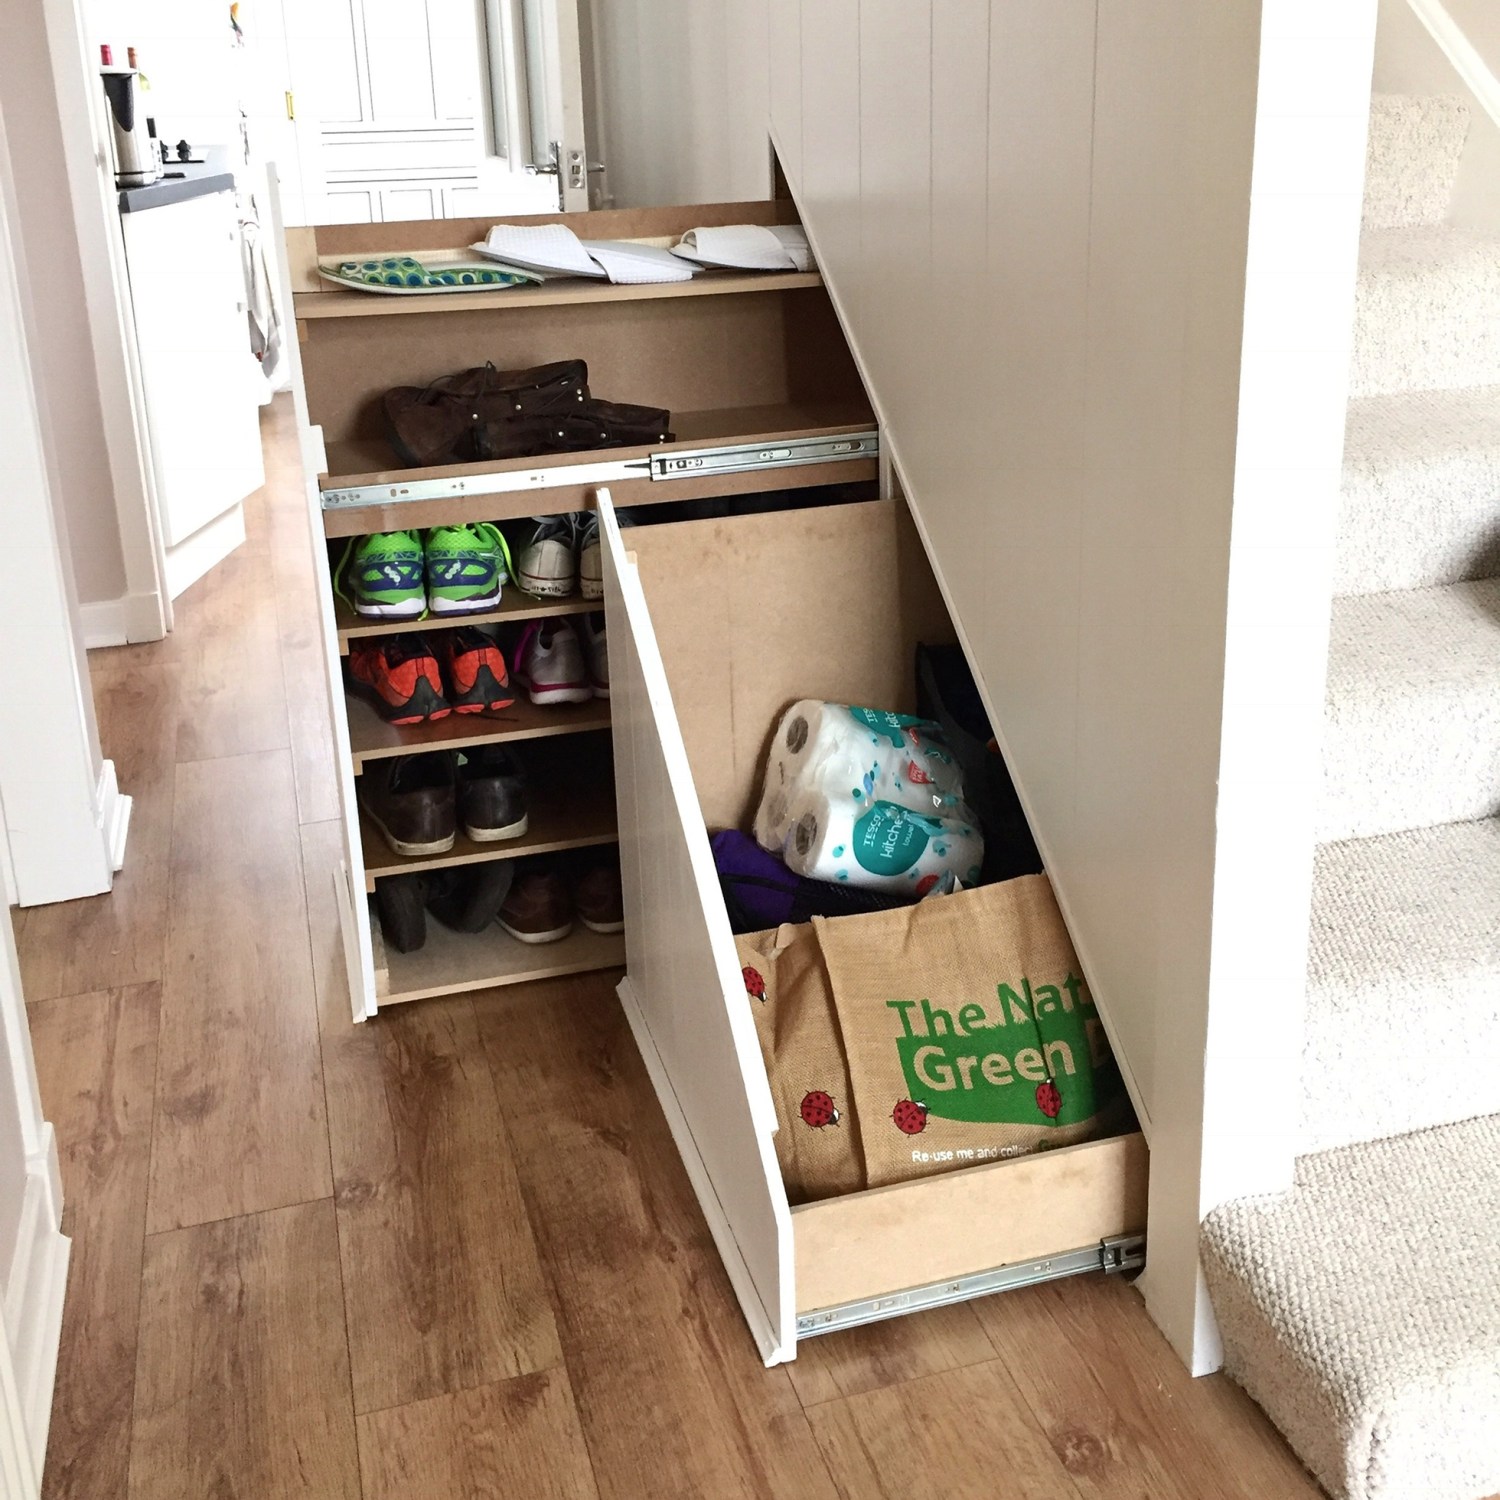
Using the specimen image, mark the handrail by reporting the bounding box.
[1408,0,1500,127]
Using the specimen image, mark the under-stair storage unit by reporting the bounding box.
[283,200,882,1018]
[595,489,1148,1362]
[283,196,1149,1363]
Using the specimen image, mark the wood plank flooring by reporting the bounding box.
[16,397,1327,1498]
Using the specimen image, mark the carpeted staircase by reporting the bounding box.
[1201,93,1500,1500]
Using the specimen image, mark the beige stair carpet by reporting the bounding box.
[1337,386,1500,596]
[1363,94,1469,230]
[1300,818,1500,1154]
[1202,1115,1500,1500]
[1319,578,1500,843]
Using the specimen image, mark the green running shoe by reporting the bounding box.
[341,531,426,618]
[425,522,512,615]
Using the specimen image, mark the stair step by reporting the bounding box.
[1363,94,1470,230]
[1302,819,1500,1154]
[1337,386,1500,596]
[1320,579,1500,842]
[1351,226,1500,399]
[1202,1114,1500,1500]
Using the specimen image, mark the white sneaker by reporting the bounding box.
[516,514,579,598]
[578,514,603,600]
[514,618,593,705]
[581,612,608,698]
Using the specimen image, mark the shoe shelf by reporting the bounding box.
[360,773,617,891]
[296,269,825,321]
[336,593,596,654]
[317,400,879,539]
[347,693,612,769]
[288,198,877,1015]
[377,920,627,1006]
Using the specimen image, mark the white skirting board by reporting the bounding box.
[78,591,166,649]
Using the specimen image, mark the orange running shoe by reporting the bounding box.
[347,636,450,724]
[434,626,516,714]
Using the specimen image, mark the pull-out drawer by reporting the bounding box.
[597,488,1148,1364]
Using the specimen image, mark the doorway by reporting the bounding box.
[279,0,593,224]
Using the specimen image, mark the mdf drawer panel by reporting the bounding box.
[598,488,1149,1363]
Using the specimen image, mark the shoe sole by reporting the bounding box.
[349,678,451,725]
[579,914,625,934]
[463,813,530,842]
[498,918,575,944]
[525,684,594,706]
[590,682,610,699]
[517,576,576,599]
[447,661,517,715]
[428,591,501,615]
[360,805,456,858]
[354,598,426,618]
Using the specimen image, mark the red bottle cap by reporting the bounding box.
[127,46,138,69]
[100,44,113,65]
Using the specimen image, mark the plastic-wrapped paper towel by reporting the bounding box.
[753,700,969,850]
[781,789,984,894]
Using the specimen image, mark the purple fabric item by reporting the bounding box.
[712,829,911,934]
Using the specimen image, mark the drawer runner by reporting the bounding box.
[795,1234,1147,1340]
[320,428,880,512]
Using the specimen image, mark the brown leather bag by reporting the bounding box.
[382,361,590,468]
[474,399,675,461]
[383,361,673,468]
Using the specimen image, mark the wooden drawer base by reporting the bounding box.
[792,1132,1149,1323]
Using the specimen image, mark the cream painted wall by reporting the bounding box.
[769,0,1376,1371]
[1,4,129,609]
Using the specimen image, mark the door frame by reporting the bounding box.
[41,0,171,645]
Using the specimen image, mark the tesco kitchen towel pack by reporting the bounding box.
[753,700,969,850]
[781,789,984,894]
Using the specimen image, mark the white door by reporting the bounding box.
[281,0,592,223]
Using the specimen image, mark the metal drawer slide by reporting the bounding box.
[320,428,880,512]
[795,1234,1147,1340]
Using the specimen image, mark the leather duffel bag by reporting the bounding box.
[383,360,590,467]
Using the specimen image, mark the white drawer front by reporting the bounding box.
[596,490,796,1364]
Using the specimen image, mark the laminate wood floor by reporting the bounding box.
[18,398,1325,1498]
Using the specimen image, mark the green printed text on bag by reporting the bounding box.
[888,977,1111,1127]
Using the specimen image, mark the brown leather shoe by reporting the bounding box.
[358,754,455,856]
[573,863,624,934]
[497,870,574,944]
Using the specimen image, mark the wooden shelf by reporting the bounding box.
[318,401,879,538]
[360,771,617,890]
[295,269,824,320]
[347,692,611,767]
[378,920,626,1005]
[337,592,595,654]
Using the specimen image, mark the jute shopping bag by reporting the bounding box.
[812,876,1124,1190]
[737,924,865,1203]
